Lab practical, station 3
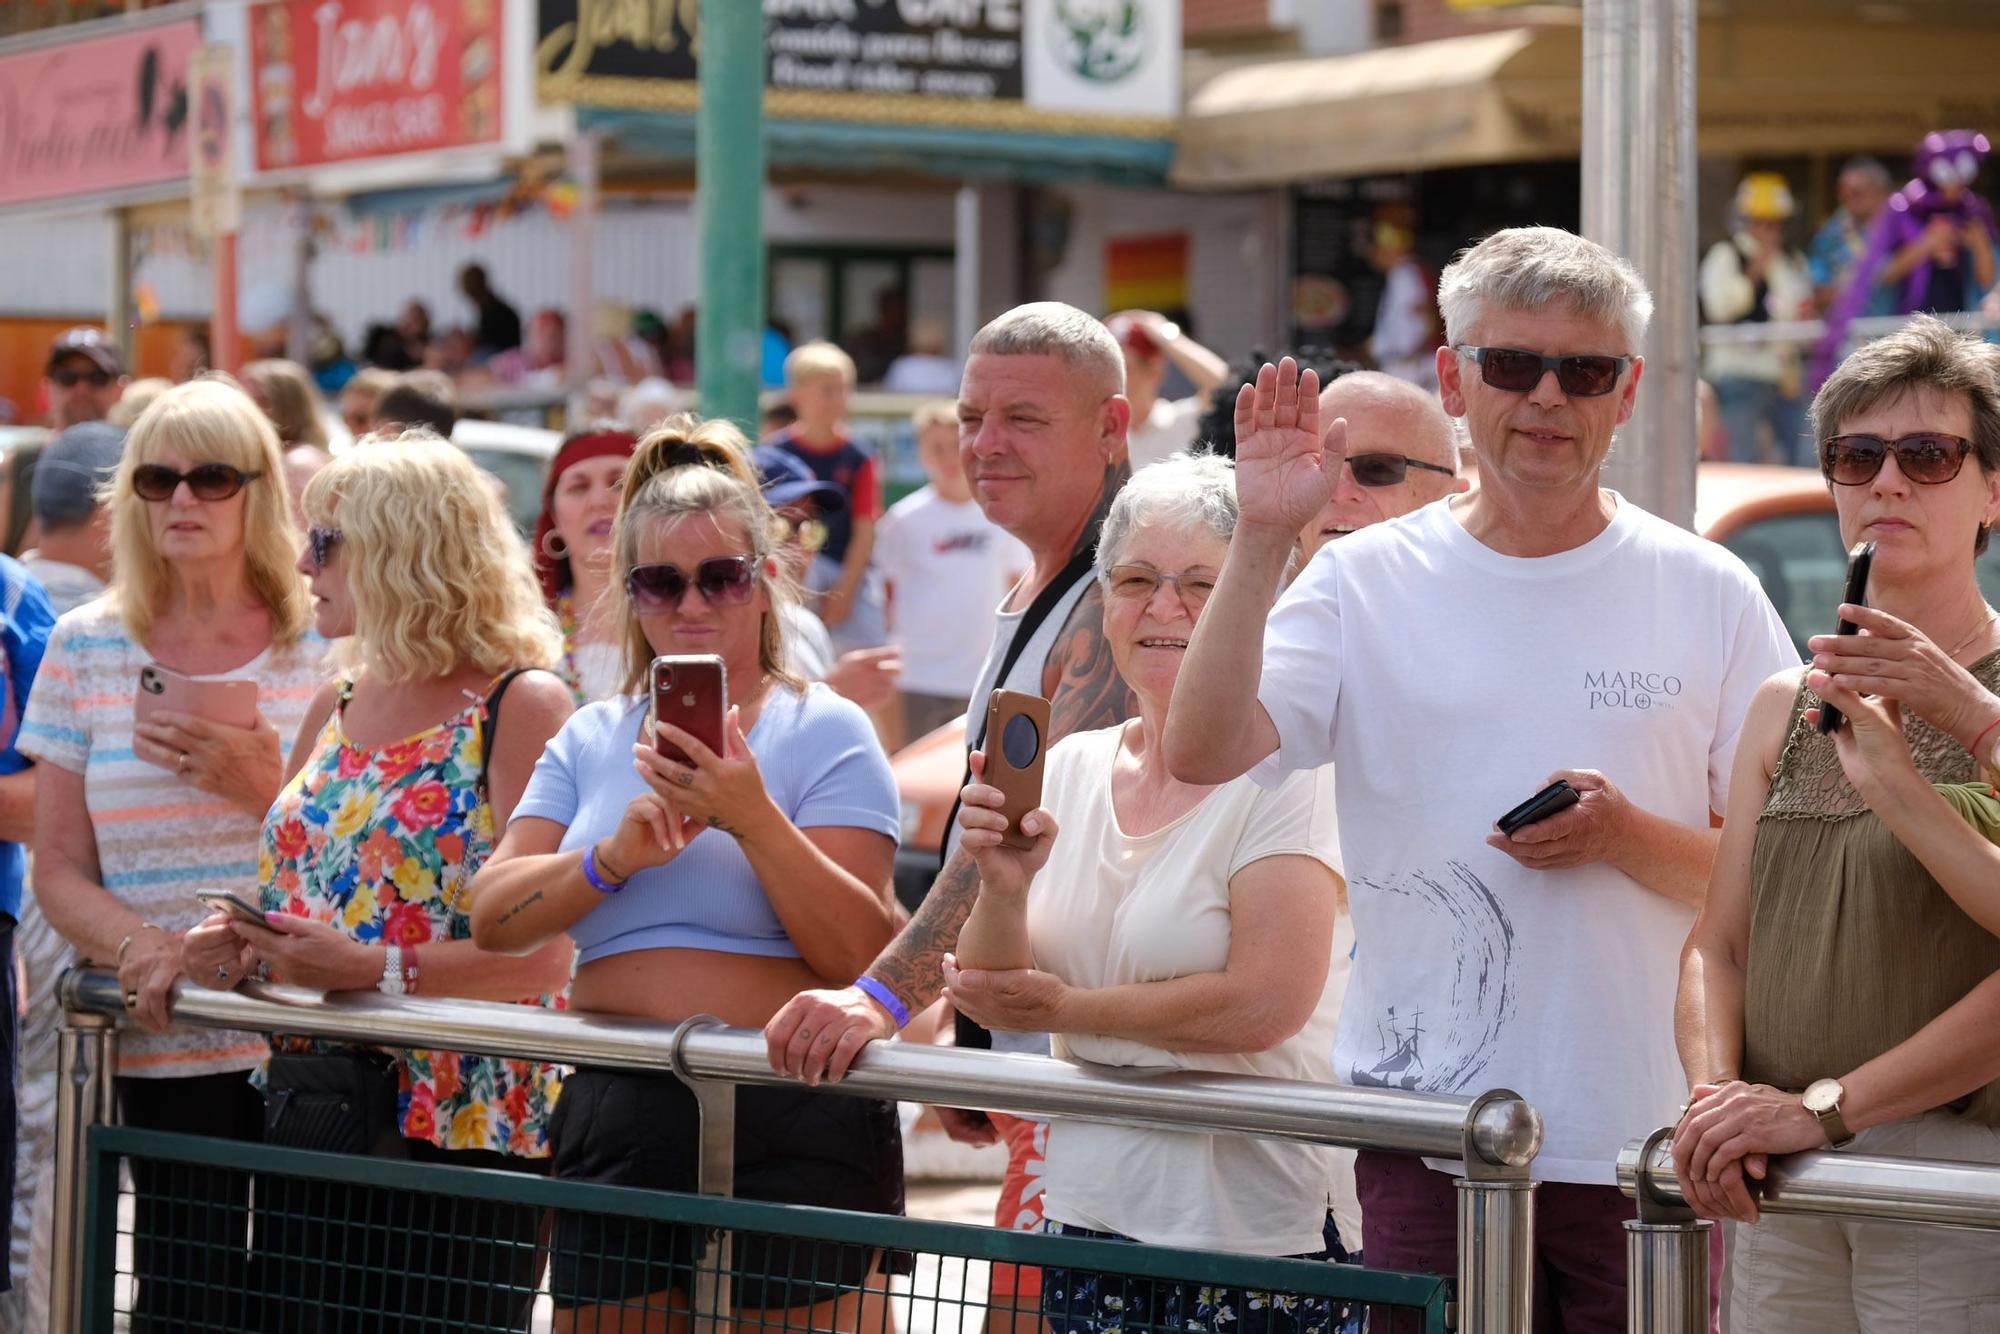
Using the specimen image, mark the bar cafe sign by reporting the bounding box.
[534,0,1178,129]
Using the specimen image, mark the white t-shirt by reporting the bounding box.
[877,487,1028,696]
[1127,396,1206,471]
[1028,725,1349,1254]
[1255,494,1797,1184]
[781,601,835,681]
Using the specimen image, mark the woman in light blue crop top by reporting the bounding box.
[468,418,906,1333]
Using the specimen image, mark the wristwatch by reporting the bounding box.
[1802,1077,1854,1148]
[379,943,406,997]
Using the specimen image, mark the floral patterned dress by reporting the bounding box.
[258,678,562,1157]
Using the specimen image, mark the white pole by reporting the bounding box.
[954,184,982,360]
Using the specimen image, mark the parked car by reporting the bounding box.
[887,462,2000,907]
[451,418,558,536]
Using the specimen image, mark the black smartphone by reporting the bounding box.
[1816,541,1876,735]
[1497,780,1580,837]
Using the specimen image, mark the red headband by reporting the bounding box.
[534,430,638,604]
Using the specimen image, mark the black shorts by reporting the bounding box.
[547,1068,906,1311]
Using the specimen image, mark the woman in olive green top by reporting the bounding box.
[1675,315,2000,1331]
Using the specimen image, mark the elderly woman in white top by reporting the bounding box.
[948,452,1354,1334]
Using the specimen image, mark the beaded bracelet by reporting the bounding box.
[582,845,627,895]
[853,976,910,1030]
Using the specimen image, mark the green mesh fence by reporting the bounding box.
[81,1125,1454,1334]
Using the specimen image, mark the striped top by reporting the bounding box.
[19,600,329,1079]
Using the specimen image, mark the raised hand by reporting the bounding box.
[1232,357,1342,539]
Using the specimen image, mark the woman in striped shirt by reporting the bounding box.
[20,378,329,1332]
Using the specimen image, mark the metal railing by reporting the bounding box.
[55,967,1545,1333]
[1617,1126,2000,1332]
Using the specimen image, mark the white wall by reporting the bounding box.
[1272,0,1373,55]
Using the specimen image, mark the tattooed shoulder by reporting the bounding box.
[1044,581,1135,742]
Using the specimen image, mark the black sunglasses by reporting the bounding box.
[1822,432,1976,486]
[49,367,112,389]
[305,526,343,570]
[1456,345,1630,398]
[132,463,264,502]
[1347,453,1456,487]
[626,556,757,611]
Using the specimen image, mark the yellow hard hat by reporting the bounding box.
[1735,173,1797,221]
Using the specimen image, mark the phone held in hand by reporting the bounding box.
[134,664,259,730]
[650,655,728,765]
[982,690,1051,850]
[194,888,270,929]
[1497,780,1580,837]
[1817,541,1877,735]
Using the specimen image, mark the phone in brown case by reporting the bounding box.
[982,689,1051,850]
[135,664,259,730]
[651,655,729,765]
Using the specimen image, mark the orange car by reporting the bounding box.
[889,463,2000,906]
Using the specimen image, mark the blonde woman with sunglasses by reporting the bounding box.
[470,415,904,1334]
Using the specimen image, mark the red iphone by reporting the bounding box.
[135,664,259,730]
[650,655,728,764]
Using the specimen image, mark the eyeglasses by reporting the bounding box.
[1822,432,1977,486]
[1347,453,1457,487]
[132,463,264,503]
[49,367,112,389]
[305,527,343,571]
[625,556,758,612]
[1104,564,1216,613]
[778,515,828,552]
[1455,346,1631,398]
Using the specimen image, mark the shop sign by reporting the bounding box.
[189,42,240,237]
[534,0,1176,128]
[249,0,505,171]
[0,18,203,210]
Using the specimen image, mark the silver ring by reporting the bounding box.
[124,992,138,1008]
[216,964,230,981]
[176,751,189,774]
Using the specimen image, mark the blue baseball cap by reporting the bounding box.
[753,446,845,513]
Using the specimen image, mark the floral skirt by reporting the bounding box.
[1039,1219,1362,1334]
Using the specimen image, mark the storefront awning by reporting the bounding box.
[1174,20,2000,188]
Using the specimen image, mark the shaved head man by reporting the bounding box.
[1300,370,1468,559]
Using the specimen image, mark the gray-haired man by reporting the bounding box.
[1166,227,1796,1328]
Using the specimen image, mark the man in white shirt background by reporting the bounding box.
[1107,309,1229,470]
[879,401,1030,747]
[1164,226,1797,1331]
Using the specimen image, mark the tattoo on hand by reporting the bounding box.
[495,890,543,926]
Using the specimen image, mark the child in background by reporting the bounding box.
[876,401,1028,745]
[765,343,886,654]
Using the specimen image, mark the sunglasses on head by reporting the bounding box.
[305,526,343,570]
[1346,453,1456,487]
[49,367,112,389]
[625,556,757,611]
[1822,432,1976,486]
[1456,345,1630,397]
[132,462,264,503]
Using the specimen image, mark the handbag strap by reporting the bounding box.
[476,668,534,798]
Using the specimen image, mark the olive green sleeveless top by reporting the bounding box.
[1743,651,2000,1125]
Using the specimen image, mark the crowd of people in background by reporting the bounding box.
[0,212,1997,1334]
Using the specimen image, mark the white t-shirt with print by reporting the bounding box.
[877,487,1029,697]
[1255,494,1797,1184]
[1028,724,1349,1255]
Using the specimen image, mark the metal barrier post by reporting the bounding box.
[1455,1088,1540,1333]
[1622,1127,1712,1334]
[49,991,118,1334]
[672,1017,737,1331]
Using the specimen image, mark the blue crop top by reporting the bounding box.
[513,682,901,966]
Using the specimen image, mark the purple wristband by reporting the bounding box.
[581,845,626,894]
[853,976,910,1030]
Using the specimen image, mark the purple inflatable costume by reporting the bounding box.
[1812,130,1996,388]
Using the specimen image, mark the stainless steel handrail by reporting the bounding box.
[1617,1129,2000,1334]
[59,967,1540,1166]
[56,967,1544,1334]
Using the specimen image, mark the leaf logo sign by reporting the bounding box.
[1049,0,1146,85]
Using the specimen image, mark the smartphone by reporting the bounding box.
[981,690,1051,850]
[195,888,270,929]
[1497,780,1580,837]
[650,655,728,765]
[135,664,259,730]
[1816,541,1877,735]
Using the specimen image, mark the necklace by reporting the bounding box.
[1941,607,2000,663]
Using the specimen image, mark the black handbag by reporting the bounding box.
[263,1051,406,1158]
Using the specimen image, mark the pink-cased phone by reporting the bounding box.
[134,664,259,730]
